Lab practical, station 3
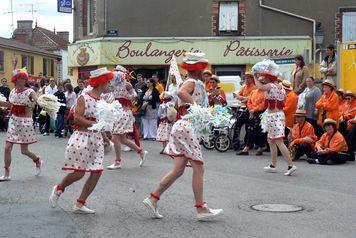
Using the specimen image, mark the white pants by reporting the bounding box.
[142,118,157,139]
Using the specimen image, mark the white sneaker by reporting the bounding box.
[107,162,122,170]
[263,165,277,173]
[73,204,95,214]
[284,165,297,176]
[49,185,61,208]
[142,197,163,219]
[43,133,49,136]
[122,145,132,152]
[0,175,11,181]
[35,159,43,176]
[197,208,224,221]
[139,151,148,167]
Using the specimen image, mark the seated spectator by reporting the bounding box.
[346,117,356,162]
[289,110,317,160]
[339,90,356,137]
[207,75,227,106]
[307,118,349,165]
[203,70,213,91]
[315,79,339,127]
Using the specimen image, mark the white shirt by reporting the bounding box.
[168,84,178,103]
[45,85,58,95]
[64,91,77,109]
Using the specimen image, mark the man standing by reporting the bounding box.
[134,74,146,97]
[152,74,164,94]
[320,44,337,81]
[54,85,66,138]
[232,72,256,151]
[43,78,58,136]
[0,78,10,100]
[74,80,85,95]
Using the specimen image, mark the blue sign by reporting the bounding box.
[58,0,72,13]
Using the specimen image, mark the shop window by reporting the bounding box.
[219,2,238,32]
[342,11,356,42]
[83,0,94,36]
[43,58,54,77]
[0,51,4,72]
[21,55,34,75]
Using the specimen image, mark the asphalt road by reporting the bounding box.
[0,132,355,238]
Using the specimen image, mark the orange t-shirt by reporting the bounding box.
[341,100,356,130]
[156,83,164,94]
[316,131,348,153]
[205,81,213,91]
[283,91,298,129]
[292,121,317,148]
[339,100,348,116]
[247,89,266,112]
[315,91,339,126]
[237,84,257,105]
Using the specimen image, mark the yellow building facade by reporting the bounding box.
[0,37,61,85]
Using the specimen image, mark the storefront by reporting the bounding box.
[68,36,312,84]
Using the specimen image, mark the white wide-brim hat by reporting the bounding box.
[90,67,112,79]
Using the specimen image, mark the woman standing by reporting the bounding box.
[315,79,339,127]
[291,55,309,95]
[49,68,113,214]
[298,77,322,137]
[143,53,223,220]
[0,69,43,181]
[64,83,76,136]
[253,60,297,176]
[141,78,160,140]
[107,66,148,170]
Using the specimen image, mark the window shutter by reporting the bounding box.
[219,2,238,32]
[342,12,356,42]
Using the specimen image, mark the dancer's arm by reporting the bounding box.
[74,96,95,128]
[0,101,12,108]
[254,76,271,92]
[178,81,194,104]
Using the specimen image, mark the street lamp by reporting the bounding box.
[315,22,324,46]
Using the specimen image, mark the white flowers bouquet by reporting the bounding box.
[37,94,65,118]
[88,100,123,132]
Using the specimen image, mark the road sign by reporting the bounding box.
[57,0,72,14]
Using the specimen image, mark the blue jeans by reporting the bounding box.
[55,114,64,136]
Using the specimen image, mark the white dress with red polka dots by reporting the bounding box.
[263,83,286,140]
[62,93,104,173]
[112,85,135,135]
[156,103,173,142]
[164,79,208,164]
[6,88,37,144]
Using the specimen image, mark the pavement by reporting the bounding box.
[0,132,355,238]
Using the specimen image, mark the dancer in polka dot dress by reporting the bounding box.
[253,60,297,176]
[0,69,43,181]
[107,65,148,170]
[49,68,114,214]
[156,92,174,152]
[143,53,223,221]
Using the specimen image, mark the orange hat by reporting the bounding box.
[11,68,29,83]
[88,67,114,88]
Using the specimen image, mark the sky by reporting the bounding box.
[0,0,73,41]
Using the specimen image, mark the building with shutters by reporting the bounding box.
[68,0,356,83]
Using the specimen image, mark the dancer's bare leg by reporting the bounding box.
[268,139,278,166]
[58,171,85,189]
[275,139,293,166]
[3,142,13,177]
[149,157,187,207]
[77,172,102,205]
[120,135,145,157]
[189,160,210,214]
[111,135,122,162]
[20,144,39,161]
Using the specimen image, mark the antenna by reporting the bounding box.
[20,3,43,21]
[2,0,16,33]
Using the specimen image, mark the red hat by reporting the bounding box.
[180,52,209,72]
[88,67,114,88]
[11,68,29,83]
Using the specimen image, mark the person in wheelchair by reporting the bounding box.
[232,72,256,151]
[207,75,227,107]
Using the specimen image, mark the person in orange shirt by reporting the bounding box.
[307,118,350,165]
[232,72,257,150]
[289,110,317,160]
[237,88,267,156]
[202,70,213,91]
[336,88,347,116]
[339,90,356,136]
[315,79,339,127]
[152,74,164,94]
[282,80,298,132]
[207,75,227,106]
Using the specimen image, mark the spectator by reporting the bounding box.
[207,75,227,106]
[167,75,178,103]
[134,74,146,97]
[307,118,349,165]
[0,78,10,100]
[319,44,337,81]
[337,89,347,119]
[64,83,76,136]
[232,71,256,150]
[141,78,160,140]
[315,79,339,127]
[38,78,47,95]
[54,85,66,138]
[291,55,309,95]
[282,80,298,135]
[237,87,267,156]
[43,78,58,136]
[346,116,356,162]
[152,74,164,94]
[298,76,322,137]
[74,80,85,95]
[202,70,213,90]
[339,90,356,137]
[289,110,317,160]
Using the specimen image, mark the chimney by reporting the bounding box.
[56,31,70,42]
[13,20,33,43]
